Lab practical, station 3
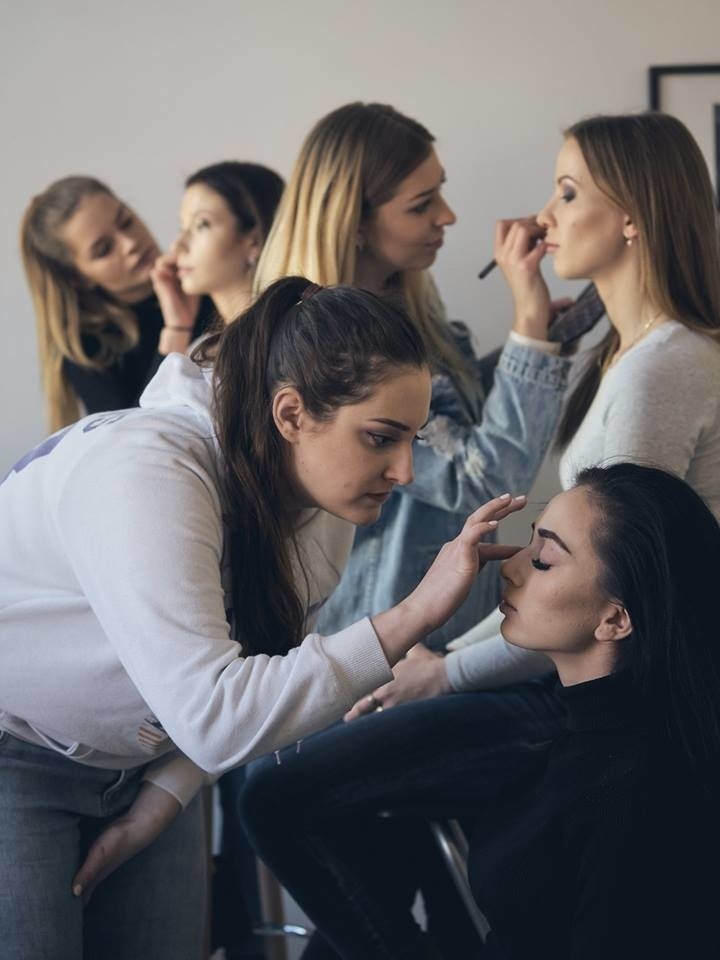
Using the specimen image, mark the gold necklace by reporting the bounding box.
[604,314,659,373]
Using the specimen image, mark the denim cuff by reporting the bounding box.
[499,340,572,389]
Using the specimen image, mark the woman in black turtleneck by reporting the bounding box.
[469,462,720,959]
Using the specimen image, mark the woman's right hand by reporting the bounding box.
[371,494,524,665]
[151,253,200,355]
[494,217,551,339]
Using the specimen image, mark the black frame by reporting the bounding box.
[648,64,720,206]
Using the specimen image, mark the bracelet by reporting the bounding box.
[164,325,194,332]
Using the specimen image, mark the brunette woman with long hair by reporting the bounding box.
[0,275,526,960]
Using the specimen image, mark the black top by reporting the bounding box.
[63,295,215,416]
[468,673,720,959]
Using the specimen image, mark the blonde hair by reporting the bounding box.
[556,113,720,447]
[21,176,140,432]
[255,102,481,416]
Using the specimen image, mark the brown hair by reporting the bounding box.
[196,275,428,657]
[556,113,720,448]
[21,176,141,431]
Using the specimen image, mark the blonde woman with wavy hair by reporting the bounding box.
[21,177,170,431]
[257,101,572,649]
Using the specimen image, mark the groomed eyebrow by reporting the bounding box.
[407,171,447,203]
[532,521,572,555]
[556,175,580,186]
[369,418,411,432]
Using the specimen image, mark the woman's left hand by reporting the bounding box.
[72,782,181,904]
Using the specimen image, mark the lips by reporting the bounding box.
[499,595,517,614]
[365,491,392,503]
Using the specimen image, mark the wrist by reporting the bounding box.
[164,325,194,332]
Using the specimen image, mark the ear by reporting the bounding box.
[594,602,633,643]
[622,216,638,244]
[244,228,263,269]
[272,386,306,444]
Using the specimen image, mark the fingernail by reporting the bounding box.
[73,884,83,897]
[487,520,498,527]
[499,493,511,500]
[513,494,527,501]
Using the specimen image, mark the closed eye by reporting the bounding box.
[532,558,551,571]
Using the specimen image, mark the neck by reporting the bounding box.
[550,646,616,687]
[354,250,395,294]
[593,257,666,357]
[211,280,253,325]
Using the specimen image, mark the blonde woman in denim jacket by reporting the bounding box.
[255,102,571,648]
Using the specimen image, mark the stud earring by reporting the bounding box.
[625,238,633,247]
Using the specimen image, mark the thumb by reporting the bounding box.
[72,832,117,905]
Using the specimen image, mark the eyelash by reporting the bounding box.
[561,189,575,203]
[367,432,394,447]
[409,199,431,214]
[531,558,551,571]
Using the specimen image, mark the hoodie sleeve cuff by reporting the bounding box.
[142,752,215,809]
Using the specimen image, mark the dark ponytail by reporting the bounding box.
[202,276,427,656]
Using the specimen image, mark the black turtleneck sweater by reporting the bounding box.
[468,673,720,959]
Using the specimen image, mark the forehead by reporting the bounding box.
[181,182,232,217]
[335,366,431,427]
[387,148,443,203]
[536,486,599,556]
[554,136,591,181]
[59,192,120,256]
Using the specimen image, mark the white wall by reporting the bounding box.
[2,0,719,517]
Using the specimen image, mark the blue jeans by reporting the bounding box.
[239,677,565,960]
[0,731,206,960]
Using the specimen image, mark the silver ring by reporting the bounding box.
[367,694,380,711]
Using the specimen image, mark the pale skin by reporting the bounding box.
[71,364,526,899]
[353,148,553,341]
[59,192,159,304]
[151,182,262,354]
[348,135,668,717]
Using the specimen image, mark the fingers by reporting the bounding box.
[72,835,114,905]
[343,689,386,723]
[464,493,527,527]
[495,218,544,263]
[476,543,522,562]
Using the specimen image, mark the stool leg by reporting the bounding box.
[428,820,491,942]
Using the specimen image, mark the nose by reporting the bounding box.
[385,442,414,487]
[536,197,555,231]
[172,230,188,255]
[436,195,457,228]
[500,547,527,586]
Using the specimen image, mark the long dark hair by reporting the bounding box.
[556,113,720,448]
[186,161,284,242]
[199,276,428,657]
[577,463,720,773]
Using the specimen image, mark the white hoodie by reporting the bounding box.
[0,355,392,805]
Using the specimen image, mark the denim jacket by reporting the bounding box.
[318,326,571,649]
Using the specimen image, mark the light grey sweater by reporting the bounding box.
[446,321,720,692]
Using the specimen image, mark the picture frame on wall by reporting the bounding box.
[648,63,720,207]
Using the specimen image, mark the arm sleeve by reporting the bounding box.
[63,360,131,414]
[56,439,393,779]
[445,632,553,692]
[406,341,571,514]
